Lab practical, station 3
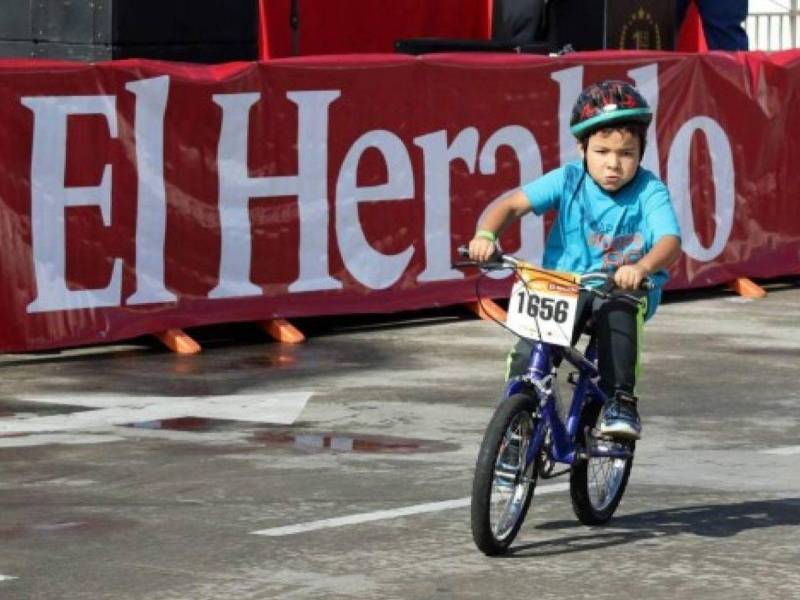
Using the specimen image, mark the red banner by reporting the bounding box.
[1,51,799,352]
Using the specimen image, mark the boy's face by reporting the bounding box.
[578,128,641,192]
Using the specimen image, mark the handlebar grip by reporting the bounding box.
[456,245,503,264]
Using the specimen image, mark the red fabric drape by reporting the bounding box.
[676,0,708,52]
[258,0,492,59]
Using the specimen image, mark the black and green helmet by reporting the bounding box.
[569,80,652,139]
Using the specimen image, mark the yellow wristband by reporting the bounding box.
[475,230,497,242]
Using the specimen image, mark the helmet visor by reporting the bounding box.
[570,107,652,138]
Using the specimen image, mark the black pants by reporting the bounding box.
[507,289,646,397]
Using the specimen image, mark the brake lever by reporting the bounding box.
[584,277,650,305]
[583,271,654,293]
[453,261,507,271]
[598,279,617,295]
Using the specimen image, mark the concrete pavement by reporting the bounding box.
[1,280,799,599]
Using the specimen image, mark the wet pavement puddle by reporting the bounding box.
[123,416,223,432]
[250,429,458,454]
[0,401,456,454]
[125,417,457,453]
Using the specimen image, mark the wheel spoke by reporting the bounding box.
[587,446,628,511]
[568,405,635,528]
[472,393,543,555]
[489,411,536,540]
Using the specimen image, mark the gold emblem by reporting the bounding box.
[619,7,662,50]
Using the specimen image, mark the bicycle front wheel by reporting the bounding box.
[569,401,634,525]
[470,393,540,556]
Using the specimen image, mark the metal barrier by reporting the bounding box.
[747,1,800,50]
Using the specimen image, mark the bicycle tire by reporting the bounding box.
[569,400,634,525]
[471,393,540,555]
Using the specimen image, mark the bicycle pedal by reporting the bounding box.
[588,427,605,440]
[587,429,621,448]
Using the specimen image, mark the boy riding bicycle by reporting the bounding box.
[469,80,682,441]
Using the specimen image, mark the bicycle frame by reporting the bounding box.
[503,339,631,467]
[452,247,646,469]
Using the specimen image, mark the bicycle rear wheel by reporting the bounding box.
[569,400,634,525]
[471,393,540,555]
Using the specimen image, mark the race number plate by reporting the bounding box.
[506,276,579,347]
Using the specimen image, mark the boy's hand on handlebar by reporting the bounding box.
[468,236,497,263]
[614,264,650,290]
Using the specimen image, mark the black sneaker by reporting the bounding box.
[599,391,642,440]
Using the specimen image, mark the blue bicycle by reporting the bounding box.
[459,249,650,556]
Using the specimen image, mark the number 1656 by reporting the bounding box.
[516,292,569,323]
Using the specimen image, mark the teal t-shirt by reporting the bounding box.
[521,161,681,320]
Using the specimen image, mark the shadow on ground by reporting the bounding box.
[506,497,800,558]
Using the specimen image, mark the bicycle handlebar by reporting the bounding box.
[454,245,655,294]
